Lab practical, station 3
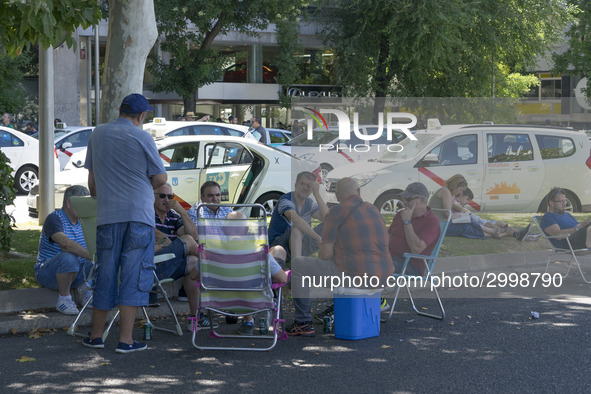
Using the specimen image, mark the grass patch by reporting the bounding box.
[0,223,40,291]
[0,258,38,291]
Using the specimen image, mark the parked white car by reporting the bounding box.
[144,119,254,140]
[277,125,407,179]
[266,128,292,147]
[27,135,323,217]
[324,123,591,214]
[0,126,59,194]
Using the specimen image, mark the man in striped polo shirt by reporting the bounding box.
[35,185,93,315]
[152,183,200,330]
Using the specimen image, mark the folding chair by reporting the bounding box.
[382,208,451,322]
[532,215,591,283]
[189,203,287,351]
[66,196,183,340]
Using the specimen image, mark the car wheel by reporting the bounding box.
[374,191,404,215]
[15,165,38,194]
[320,163,333,180]
[537,189,581,213]
[254,192,283,217]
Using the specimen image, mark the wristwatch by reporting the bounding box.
[403,219,411,226]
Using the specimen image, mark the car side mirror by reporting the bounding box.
[423,153,439,163]
[61,142,72,150]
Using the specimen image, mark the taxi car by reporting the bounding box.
[324,123,591,214]
[27,135,322,217]
[278,125,407,179]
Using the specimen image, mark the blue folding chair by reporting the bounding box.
[382,208,450,322]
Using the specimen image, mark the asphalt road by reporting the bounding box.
[1,296,590,393]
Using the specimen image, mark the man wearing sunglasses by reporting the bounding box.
[152,184,200,327]
[541,187,591,250]
[388,182,441,276]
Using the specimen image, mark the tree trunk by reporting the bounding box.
[183,96,196,116]
[100,0,158,123]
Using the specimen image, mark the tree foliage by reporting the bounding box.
[0,0,102,58]
[0,150,15,257]
[553,1,591,92]
[149,0,309,112]
[0,54,27,114]
[320,0,570,99]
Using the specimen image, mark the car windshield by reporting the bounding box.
[286,130,339,146]
[376,133,441,162]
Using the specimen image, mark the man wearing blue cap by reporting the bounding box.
[83,93,167,353]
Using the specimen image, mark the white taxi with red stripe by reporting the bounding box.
[28,135,322,217]
[54,127,94,170]
[324,124,591,214]
[156,135,322,214]
[277,125,407,179]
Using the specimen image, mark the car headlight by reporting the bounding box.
[352,173,377,188]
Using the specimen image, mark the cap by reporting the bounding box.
[400,182,429,200]
[186,112,195,117]
[120,94,154,114]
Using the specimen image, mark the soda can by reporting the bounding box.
[323,316,332,333]
[144,322,153,340]
[259,317,268,335]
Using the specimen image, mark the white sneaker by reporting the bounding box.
[56,298,80,315]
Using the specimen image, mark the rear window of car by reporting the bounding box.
[535,135,576,159]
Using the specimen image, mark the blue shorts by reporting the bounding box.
[155,237,188,281]
[93,222,155,309]
[35,252,93,290]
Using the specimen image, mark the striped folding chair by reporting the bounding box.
[190,203,287,351]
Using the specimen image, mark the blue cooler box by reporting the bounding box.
[334,288,381,340]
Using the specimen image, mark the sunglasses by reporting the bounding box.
[156,193,174,200]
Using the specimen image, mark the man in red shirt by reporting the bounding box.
[388,182,441,276]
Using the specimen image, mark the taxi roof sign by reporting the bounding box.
[152,117,166,125]
[426,118,441,130]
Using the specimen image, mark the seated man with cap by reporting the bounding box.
[387,182,441,276]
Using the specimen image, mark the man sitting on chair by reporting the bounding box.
[388,182,441,276]
[152,183,205,330]
[187,181,233,223]
[268,171,329,262]
[541,187,591,249]
[188,210,288,335]
[287,177,393,337]
[35,185,93,315]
